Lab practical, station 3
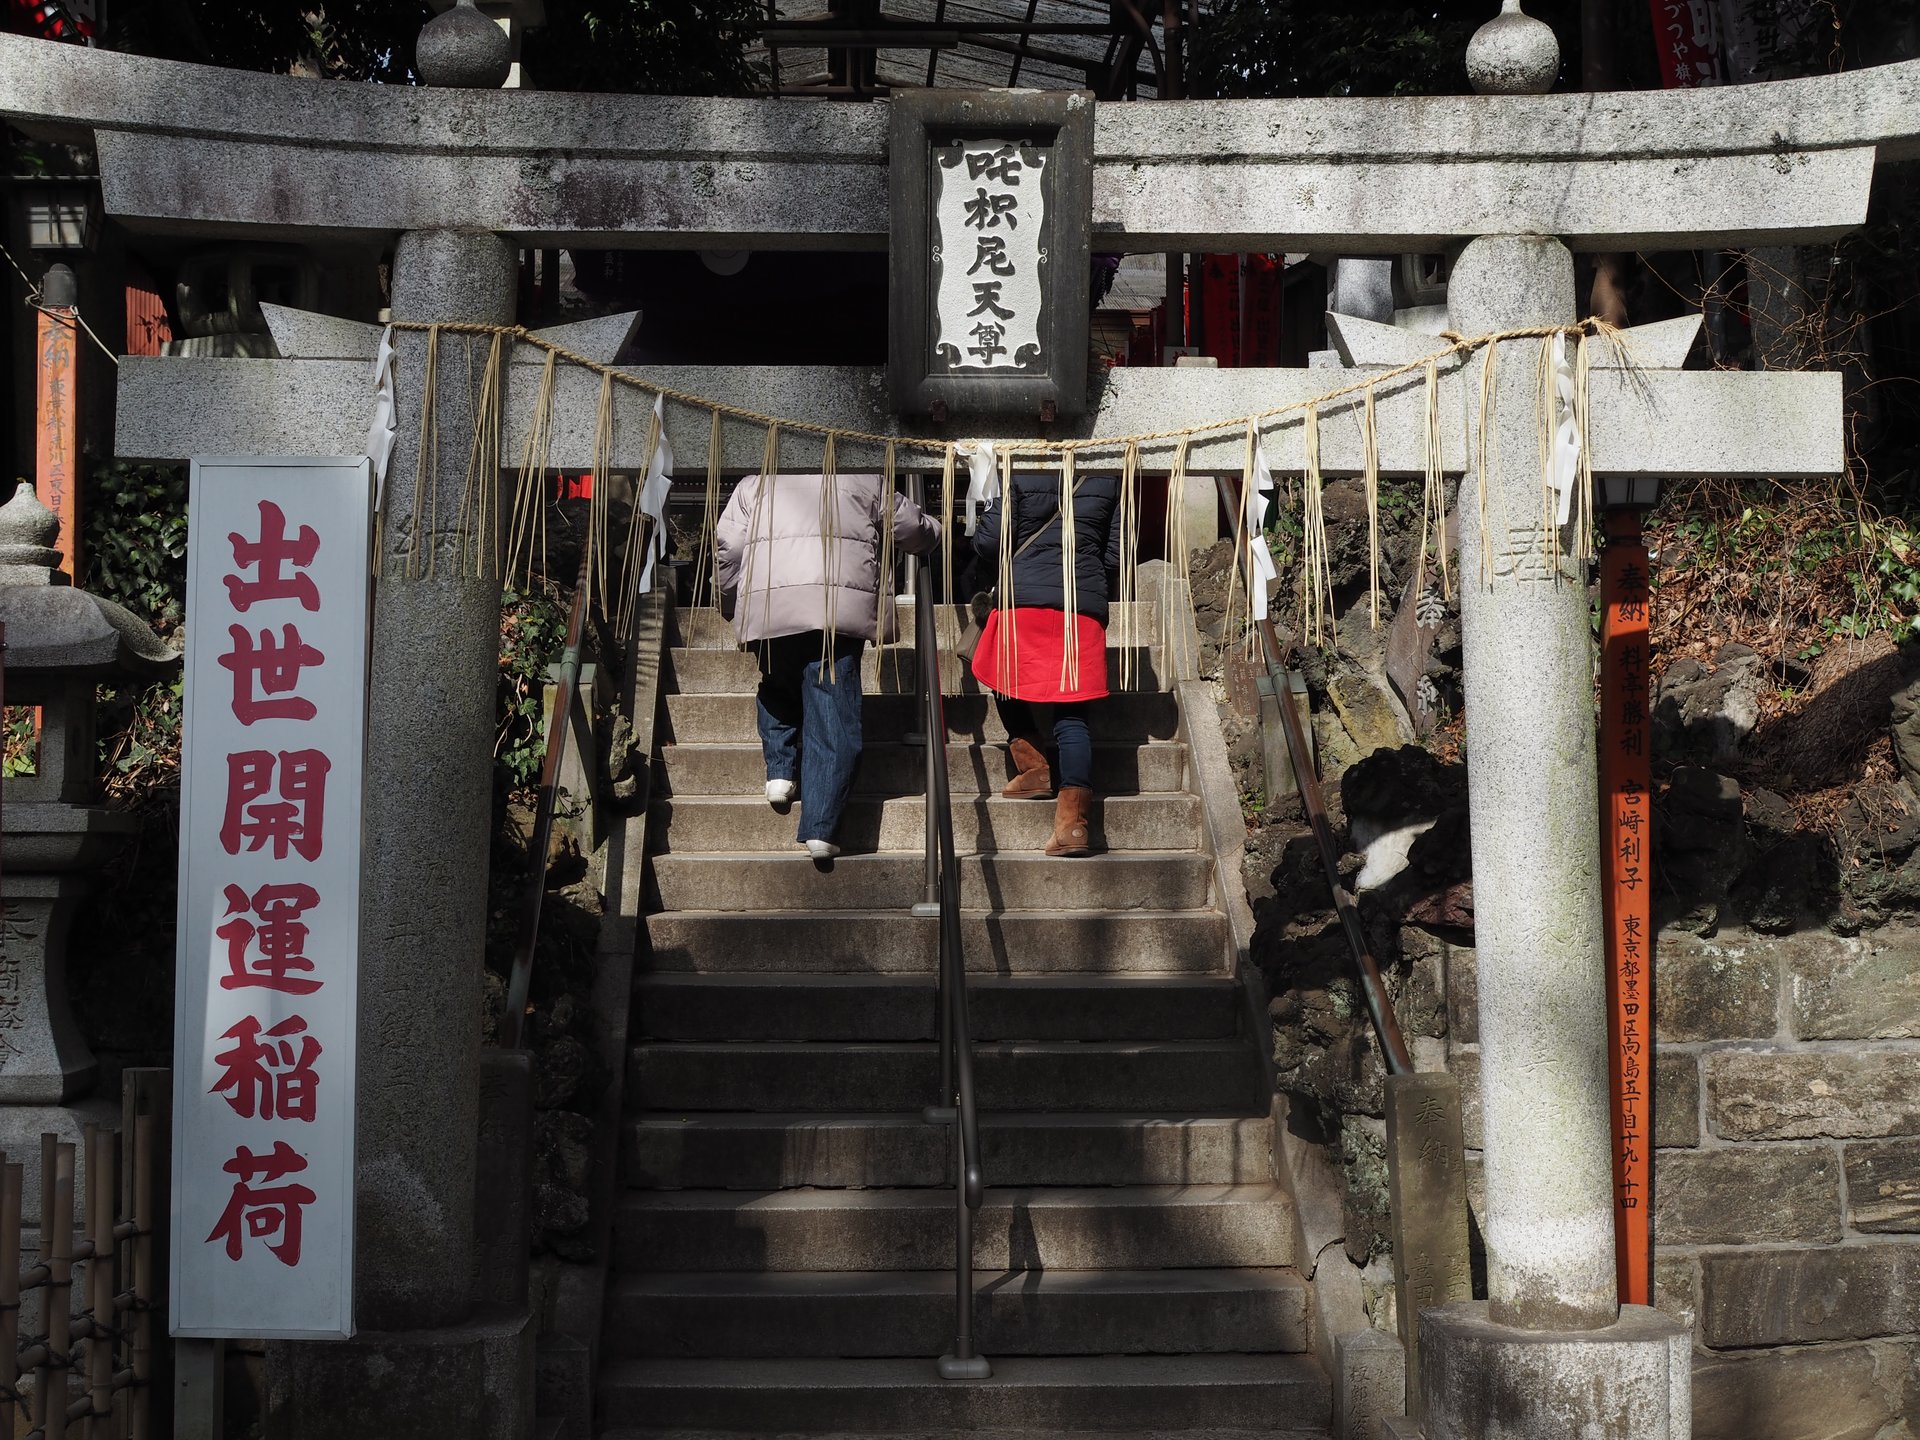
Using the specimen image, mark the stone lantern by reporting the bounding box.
[0,481,175,1124]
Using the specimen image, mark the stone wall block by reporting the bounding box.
[1700,1243,1920,1347]
[1693,1340,1901,1440]
[1706,1051,1920,1141]
[1652,1145,1842,1245]
[1844,1138,1920,1233]
[1443,938,1477,1046]
[1450,1048,1481,1150]
[1655,934,1778,1042]
[1652,1255,1697,1332]
[1461,1046,1700,1150]
[1788,928,1920,1039]
[1655,1050,1701,1148]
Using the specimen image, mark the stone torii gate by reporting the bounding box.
[3,18,1917,1439]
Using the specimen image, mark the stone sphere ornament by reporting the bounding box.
[1466,0,1562,96]
[417,0,512,89]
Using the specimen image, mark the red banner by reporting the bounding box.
[1647,0,1721,87]
[1201,255,1241,368]
[1242,254,1283,368]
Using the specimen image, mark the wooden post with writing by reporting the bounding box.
[1599,507,1653,1305]
[34,264,82,579]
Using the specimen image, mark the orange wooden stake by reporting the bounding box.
[1600,506,1653,1305]
[35,265,81,578]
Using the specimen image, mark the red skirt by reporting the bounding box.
[970,607,1110,703]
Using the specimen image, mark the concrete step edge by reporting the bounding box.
[621,1183,1292,1212]
[612,1267,1310,1299]
[600,1354,1328,1389]
[633,974,1241,992]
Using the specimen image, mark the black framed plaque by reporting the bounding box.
[889,89,1094,420]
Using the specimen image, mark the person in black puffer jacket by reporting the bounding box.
[970,467,1124,857]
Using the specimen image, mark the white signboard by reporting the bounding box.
[931,139,1050,372]
[172,457,371,1339]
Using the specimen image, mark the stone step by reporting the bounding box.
[598,1354,1330,1432]
[627,1040,1265,1114]
[648,852,1213,914]
[659,740,1189,798]
[606,1267,1313,1359]
[606,1429,1318,1440]
[615,1184,1297,1273]
[623,1112,1276,1190]
[632,974,1243,1042]
[641,910,1229,976]
[650,793,1205,855]
[663,691,1183,745]
[667,646,1168,697]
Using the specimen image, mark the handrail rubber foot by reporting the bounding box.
[937,1354,993,1381]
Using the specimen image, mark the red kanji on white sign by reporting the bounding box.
[175,458,370,1340]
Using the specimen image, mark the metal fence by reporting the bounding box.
[0,1068,169,1440]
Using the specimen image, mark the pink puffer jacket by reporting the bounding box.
[714,473,942,644]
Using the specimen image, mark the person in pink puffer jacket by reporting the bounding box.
[715,472,941,859]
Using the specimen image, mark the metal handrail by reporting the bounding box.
[1218,478,1413,1076]
[912,566,990,1380]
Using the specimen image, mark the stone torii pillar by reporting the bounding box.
[1391,9,1689,1436]
[1453,233,1619,1335]
[266,13,533,1440]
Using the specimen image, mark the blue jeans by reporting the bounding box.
[755,631,866,844]
[997,697,1093,790]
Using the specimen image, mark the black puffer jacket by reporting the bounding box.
[972,469,1124,624]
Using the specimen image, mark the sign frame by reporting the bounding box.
[172,455,371,1341]
[889,88,1094,420]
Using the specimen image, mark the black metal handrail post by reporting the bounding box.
[1216,478,1413,1075]
[913,566,989,1380]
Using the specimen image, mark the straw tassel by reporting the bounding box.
[1538,334,1559,584]
[818,432,841,683]
[1362,384,1381,628]
[995,447,1018,688]
[688,407,725,608]
[1059,446,1080,695]
[509,345,560,589]
[1160,438,1191,668]
[876,440,898,648]
[454,330,504,582]
[1573,330,1597,573]
[1117,441,1140,693]
[1301,404,1335,647]
[1415,357,1451,605]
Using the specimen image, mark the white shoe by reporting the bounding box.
[766,779,796,808]
[805,839,840,860]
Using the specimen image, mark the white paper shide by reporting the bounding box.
[931,139,1049,372]
[173,458,371,1339]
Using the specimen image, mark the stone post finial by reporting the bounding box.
[1466,0,1561,95]
[0,482,66,585]
[417,0,513,88]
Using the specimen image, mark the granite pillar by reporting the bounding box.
[268,228,523,1438]
[1450,234,1617,1333]
[357,228,516,1330]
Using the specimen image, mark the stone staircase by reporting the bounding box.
[598,605,1331,1438]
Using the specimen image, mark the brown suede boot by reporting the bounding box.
[1045,786,1094,857]
[1001,737,1055,799]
